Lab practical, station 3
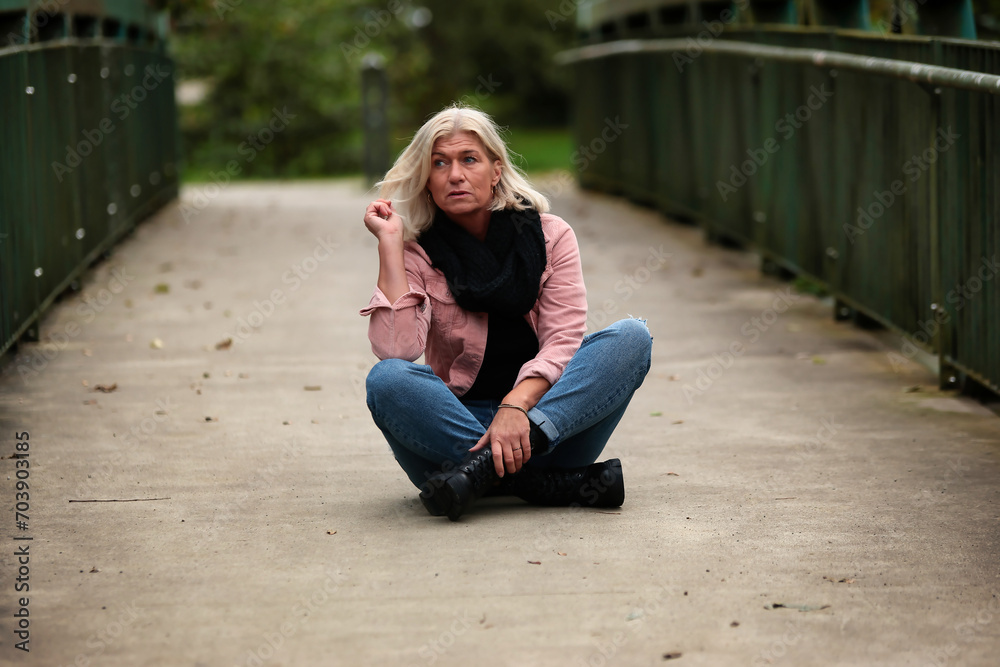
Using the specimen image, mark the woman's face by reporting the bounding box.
[427,131,501,221]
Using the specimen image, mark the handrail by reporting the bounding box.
[556,37,1000,94]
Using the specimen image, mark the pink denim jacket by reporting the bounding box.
[360,213,588,397]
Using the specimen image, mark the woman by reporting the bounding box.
[361,105,651,521]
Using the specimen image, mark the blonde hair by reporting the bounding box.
[376,105,550,241]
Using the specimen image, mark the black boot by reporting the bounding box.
[499,459,624,508]
[419,448,500,521]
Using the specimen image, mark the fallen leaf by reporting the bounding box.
[812,356,827,365]
[203,372,210,379]
[663,652,683,660]
[786,323,802,332]
[326,530,337,535]
[150,338,163,349]
[89,566,99,573]
[154,283,170,294]
[215,338,233,350]
[83,399,97,405]
[304,385,322,391]
[238,373,249,379]
[527,561,541,565]
[668,374,681,381]
[283,421,290,425]
[626,609,644,621]
[672,420,684,425]
[311,420,319,424]
[730,621,740,627]
[204,416,217,422]
[903,386,922,393]
[93,383,118,393]
[81,380,89,387]
[665,472,680,476]
[650,411,663,417]
[557,552,567,556]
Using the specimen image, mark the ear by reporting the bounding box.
[492,161,502,187]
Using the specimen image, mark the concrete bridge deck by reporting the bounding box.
[1,178,998,666]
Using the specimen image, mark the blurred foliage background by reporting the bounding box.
[166,0,576,181]
[167,0,1000,182]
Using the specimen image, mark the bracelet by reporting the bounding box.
[498,403,529,418]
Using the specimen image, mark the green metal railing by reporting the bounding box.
[561,20,999,396]
[0,0,178,356]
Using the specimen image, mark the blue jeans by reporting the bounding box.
[366,318,653,489]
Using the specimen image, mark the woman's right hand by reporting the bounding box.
[364,199,403,242]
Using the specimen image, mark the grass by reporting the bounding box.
[504,127,572,173]
[389,126,572,175]
[181,126,573,183]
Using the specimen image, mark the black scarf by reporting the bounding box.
[418,206,546,316]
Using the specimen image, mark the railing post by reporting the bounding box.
[361,54,390,188]
[811,0,871,29]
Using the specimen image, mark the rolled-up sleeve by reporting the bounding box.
[515,219,588,387]
[359,250,432,361]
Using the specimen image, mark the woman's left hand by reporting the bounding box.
[471,407,532,477]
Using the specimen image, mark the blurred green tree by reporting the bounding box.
[168,0,575,179]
